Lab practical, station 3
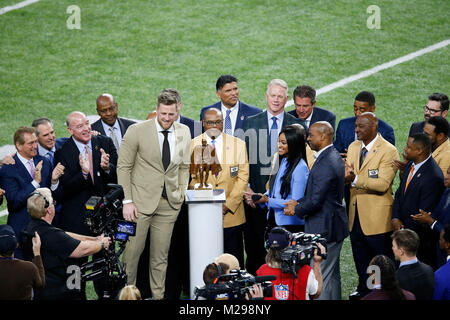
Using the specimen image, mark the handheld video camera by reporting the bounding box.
[81,184,136,299]
[280,232,327,278]
[194,269,274,300]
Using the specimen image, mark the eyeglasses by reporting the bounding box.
[204,120,223,126]
[424,105,441,114]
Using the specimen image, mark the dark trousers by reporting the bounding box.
[224,224,245,270]
[350,207,392,296]
[243,203,268,275]
[410,223,438,270]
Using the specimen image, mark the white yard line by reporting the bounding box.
[0,0,40,15]
[286,38,450,107]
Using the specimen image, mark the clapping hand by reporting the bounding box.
[100,148,110,171]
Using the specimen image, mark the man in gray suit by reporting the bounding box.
[118,91,191,299]
[284,122,349,300]
[240,79,306,275]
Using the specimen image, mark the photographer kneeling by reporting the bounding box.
[257,227,326,300]
[24,188,111,300]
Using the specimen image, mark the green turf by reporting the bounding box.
[0,0,449,300]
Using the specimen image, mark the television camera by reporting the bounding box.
[80,184,136,299]
[194,269,274,300]
[280,232,327,278]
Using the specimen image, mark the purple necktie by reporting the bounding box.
[28,159,35,179]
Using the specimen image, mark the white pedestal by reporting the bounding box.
[185,189,226,299]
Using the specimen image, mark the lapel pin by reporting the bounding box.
[417,173,421,178]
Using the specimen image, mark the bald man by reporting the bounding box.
[54,111,118,299]
[91,93,136,151]
[284,122,348,300]
[344,112,400,299]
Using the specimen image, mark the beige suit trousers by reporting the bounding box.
[123,198,179,299]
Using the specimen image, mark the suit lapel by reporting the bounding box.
[404,159,429,196]
[14,155,33,182]
[359,135,382,171]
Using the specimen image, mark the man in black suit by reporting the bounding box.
[284,121,349,300]
[409,92,449,137]
[55,111,118,236]
[392,229,434,300]
[241,79,305,275]
[392,133,445,270]
[55,111,117,299]
[200,74,261,137]
[91,93,136,151]
[288,85,336,131]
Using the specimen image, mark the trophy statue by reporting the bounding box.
[190,138,221,198]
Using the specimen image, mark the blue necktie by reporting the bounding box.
[270,116,278,156]
[46,150,54,167]
[224,109,232,135]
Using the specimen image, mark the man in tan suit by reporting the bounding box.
[118,92,191,299]
[424,116,450,176]
[189,108,249,268]
[344,112,399,299]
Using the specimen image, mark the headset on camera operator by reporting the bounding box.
[256,226,326,300]
[22,188,111,300]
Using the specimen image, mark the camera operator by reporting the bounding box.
[0,225,45,300]
[24,188,111,300]
[197,253,265,300]
[256,227,325,300]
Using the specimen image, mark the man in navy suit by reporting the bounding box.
[32,118,68,167]
[284,122,349,300]
[392,133,445,270]
[91,93,136,151]
[288,85,336,131]
[409,92,449,137]
[433,225,450,300]
[334,91,395,157]
[0,126,62,258]
[200,74,261,137]
[241,79,305,275]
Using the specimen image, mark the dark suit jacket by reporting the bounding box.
[294,146,349,243]
[0,155,52,238]
[409,120,450,137]
[200,101,261,137]
[397,261,435,300]
[288,106,336,131]
[241,111,305,193]
[54,136,118,235]
[334,116,395,153]
[392,157,445,229]
[180,115,201,139]
[91,117,136,137]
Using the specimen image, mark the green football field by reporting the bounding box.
[0,0,449,300]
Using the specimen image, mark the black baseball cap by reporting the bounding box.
[0,225,17,254]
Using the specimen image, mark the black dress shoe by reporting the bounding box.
[349,290,362,300]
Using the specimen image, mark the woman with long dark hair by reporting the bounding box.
[362,255,415,300]
[251,125,309,233]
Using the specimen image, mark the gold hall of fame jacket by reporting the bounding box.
[346,134,400,236]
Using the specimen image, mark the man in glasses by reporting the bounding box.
[409,92,449,137]
[190,108,249,268]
